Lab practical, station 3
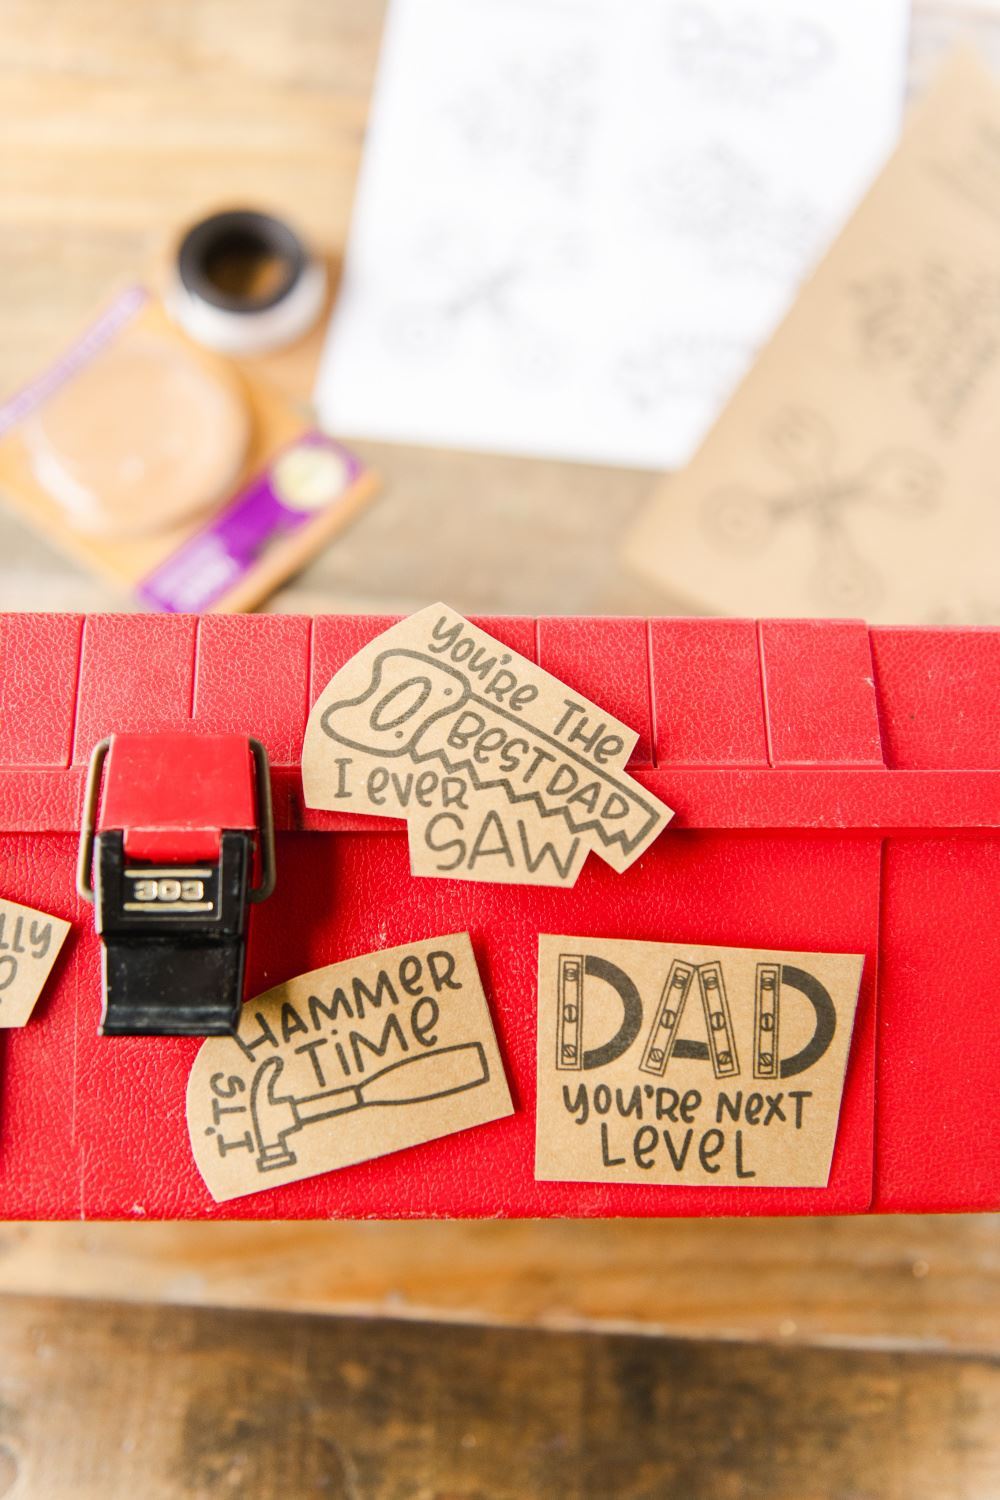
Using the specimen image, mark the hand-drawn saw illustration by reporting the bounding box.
[701,408,941,612]
[303,606,673,886]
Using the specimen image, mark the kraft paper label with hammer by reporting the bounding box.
[303,603,673,887]
[535,935,864,1189]
[187,933,513,1202]
[0,895,71,1029]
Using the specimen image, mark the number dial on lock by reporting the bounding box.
[123,869,217,915]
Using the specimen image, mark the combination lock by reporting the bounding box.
[77,732,275,1037]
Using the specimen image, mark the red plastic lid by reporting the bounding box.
[97,732,256,862]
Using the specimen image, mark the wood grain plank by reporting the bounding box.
[0,1293,997,1500]
[1,1216,999,1356]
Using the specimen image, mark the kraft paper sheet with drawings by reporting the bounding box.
[314,0,908,469]
[188,933,513,1203]
[302,604,673,887]
[535,936,864,1189]
[624,52,1000,625]
[0,896,70,1029]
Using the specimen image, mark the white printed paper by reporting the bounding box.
[315,0,908,469]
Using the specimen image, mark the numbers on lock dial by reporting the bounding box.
[132,878,205,904]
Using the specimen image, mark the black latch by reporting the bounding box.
[76,732,275,1037]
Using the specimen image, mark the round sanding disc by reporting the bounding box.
[25,335,251,537]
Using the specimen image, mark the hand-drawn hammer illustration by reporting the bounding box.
[249,1043,491,1172]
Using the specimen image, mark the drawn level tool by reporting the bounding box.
[250,1043,490,1172]
[754,963,781,1079]
[697,961,740,1079]
[556,954,585,1070]
[639,959,697,1077]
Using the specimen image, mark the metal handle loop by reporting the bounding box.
[76,735,275,904]
[248,737,276,903]
[76,737,111,904]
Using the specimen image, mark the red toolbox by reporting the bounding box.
[0,611,997,1220]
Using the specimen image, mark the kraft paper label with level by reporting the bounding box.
[535,936,864,1188]
[187,933,513,1203]
[0,896,70,1029]
[302,603,673,886]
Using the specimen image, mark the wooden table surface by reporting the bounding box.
[2,1294,998,1500]
[2,0,1000,619]
[3,3,1000,1493]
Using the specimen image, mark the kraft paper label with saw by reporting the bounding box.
[302,603,672,886]
[187,933,513,1203]
[536,936,863,1189]
[0,896,70,1029]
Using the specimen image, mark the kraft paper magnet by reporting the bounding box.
[76,732,276,1037]
[168,209,327,355]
